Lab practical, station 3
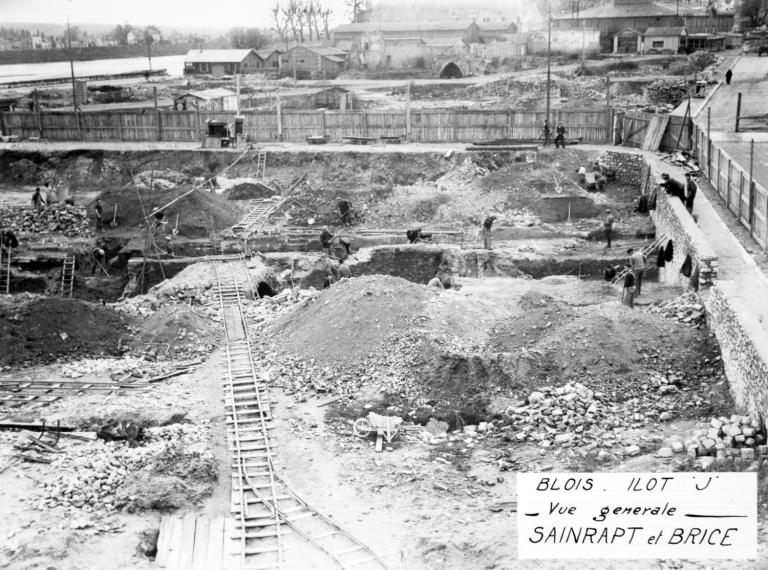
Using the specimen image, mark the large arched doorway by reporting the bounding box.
[438,61,463,79]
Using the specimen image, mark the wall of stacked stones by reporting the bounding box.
[601,150,717,289]
[705,282,768,423]
[650,190,718,289]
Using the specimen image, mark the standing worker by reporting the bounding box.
[481,215,496,250]
[94,199,104,232]
[337,198,352,226]
[320,226,333,255]
[725,68,733,86]
[603,209,615,248]
[628,248,646,296]
[542,119,551,147]
[32,188,44,211]
[554,122,567,149]
[684,172,698,214]
[660,173,685,203]
[622,264,636,308]
[1,229,18,250]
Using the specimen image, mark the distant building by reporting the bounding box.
[529,28,601,55]
[184,49,265,76]
[552,0,733,52]
[31,34,50,49]
[641,26,687,53]
[173,88,238,111]
[334,20,517,46]
[279,46,347,79]
[126,31,140,45]
[255,49,282,75]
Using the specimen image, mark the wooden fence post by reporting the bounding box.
[0,110,5,137]
[195,110,201,143]
[34,91,43,139]
[748,138,755,227]
[276,101,283,141]
[320,110,326,139]
[726,159,731,207]
[153,87,161,142]
[405,84,411,137]
[361,110,368,137]
[116,113,124,142]
[716,148,721,194]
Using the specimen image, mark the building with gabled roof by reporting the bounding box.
[278,45,348,79]
[552,0,733,52]
[173,88,239,111]
[184,49,265,76]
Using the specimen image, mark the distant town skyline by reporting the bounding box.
[0,0,351,29]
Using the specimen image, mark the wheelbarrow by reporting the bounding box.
[353,412,403,452]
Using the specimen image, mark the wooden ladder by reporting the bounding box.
[612,234,668,285]
[256,148,267,178]
[0,248,11,294]
[61,254,76,297]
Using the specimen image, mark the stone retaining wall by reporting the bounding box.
[705,282,768,422]
[600,151,648,185]
[650,189,718,289]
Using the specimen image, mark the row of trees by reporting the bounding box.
[271,1,334,45]
[229,0,367,50]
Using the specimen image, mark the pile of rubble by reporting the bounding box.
[30,422,211,512]
[647,79,689,107]
[0,204,93,237]
[648,293,706,327]
[660,415,768,461]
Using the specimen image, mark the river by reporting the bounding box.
[0,55,185,84]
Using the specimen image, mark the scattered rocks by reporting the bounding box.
[648,292,705,327]
[0,204,93,237]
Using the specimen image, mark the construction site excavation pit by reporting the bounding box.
[2,145,767,570]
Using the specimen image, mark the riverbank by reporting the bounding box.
[0,41,226,67]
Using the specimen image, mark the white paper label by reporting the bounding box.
[518,472,757,559]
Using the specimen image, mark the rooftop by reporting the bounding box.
[184,49,256,64]
[557,1,677,19]
[644,26,687,36]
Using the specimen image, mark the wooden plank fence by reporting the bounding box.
[617,110,693,152]
[692,121,768,250]
[0,108,612,144]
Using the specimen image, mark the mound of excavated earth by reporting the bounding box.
[0,295,132,366]
[269,276,720,410]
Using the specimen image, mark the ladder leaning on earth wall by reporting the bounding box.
[0,248,11,294]
[61,254,75,297]
[611,234,668,286]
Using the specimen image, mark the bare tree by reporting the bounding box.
[286,0,305,43]
[272,2,290,48]
[346,0,366,23]
[321,8,333,40]
[303,1,313,41]
[310,1,322,42]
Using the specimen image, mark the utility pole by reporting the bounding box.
[546,3,552,134]
[66,14,81,139]
[146,33,153,73]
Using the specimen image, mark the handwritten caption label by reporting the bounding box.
[518,472,756,559]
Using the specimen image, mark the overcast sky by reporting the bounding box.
[0,0,352,29]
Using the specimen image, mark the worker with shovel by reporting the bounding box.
[91,247,109,276]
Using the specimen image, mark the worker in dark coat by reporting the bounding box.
[660,173,685,203]
[1,229,18,251]
[542,119,551,146]
[337,199,352,226]
[32,188,44,210]
[725,69,733,85]
[684,172,698,214]
[622,265,635,308]
[481,215,496,250]
[554,122,567,148]
[320,226,333,255]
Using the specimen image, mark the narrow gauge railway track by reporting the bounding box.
[212,260,390,570]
